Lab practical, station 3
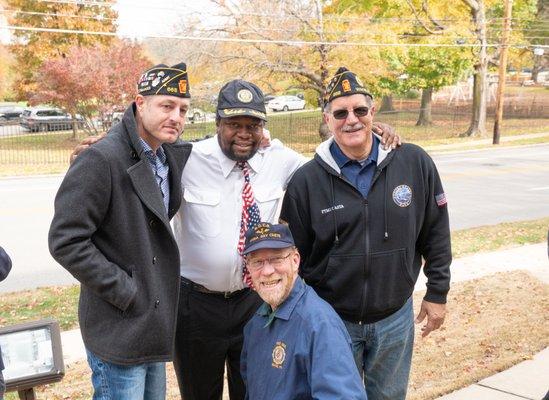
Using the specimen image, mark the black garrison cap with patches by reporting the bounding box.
[324,66,373,104]
[137,62,190,98]
[217,79,267,121]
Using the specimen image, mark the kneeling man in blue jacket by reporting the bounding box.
[240,223,367,400]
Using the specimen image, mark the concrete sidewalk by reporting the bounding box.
[438,348,549,400]
[59,243,549,397]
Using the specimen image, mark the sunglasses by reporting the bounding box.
[330,106,370,120]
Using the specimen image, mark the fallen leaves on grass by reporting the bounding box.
[408,270,549,399]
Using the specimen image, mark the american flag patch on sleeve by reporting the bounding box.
[435,193,447,207]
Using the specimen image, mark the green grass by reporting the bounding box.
[451,217,549,258]
[0,217,547,331]
[0,285,80,330]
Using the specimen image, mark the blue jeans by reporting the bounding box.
[86,350,166,400]
[343,297,414,400]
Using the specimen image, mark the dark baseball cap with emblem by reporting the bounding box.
[217,79,267,121]
[324,66,372,104]
[137,62,190,98]
[243,223,295,255]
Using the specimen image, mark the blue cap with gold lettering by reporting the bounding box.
[217,79,267,121]
[243,223,295,255]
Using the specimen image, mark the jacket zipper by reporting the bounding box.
[359,198,369,324]
[359,166,385,323]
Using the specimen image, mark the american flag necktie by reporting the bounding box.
[237,161,261,288]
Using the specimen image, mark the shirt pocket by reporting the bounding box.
[183,187,221,237]
[254,185,284,222]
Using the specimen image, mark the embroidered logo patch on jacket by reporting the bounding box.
[272,341,286,369]
[392,185,412,207]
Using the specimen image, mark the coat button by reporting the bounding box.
[152,256,157,265]
[149,219,155,228]
[155,300,160,308]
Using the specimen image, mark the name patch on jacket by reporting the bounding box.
[392,185,412,207]
[272,341,286,369]
[321,204,344,214]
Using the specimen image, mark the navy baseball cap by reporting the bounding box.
[217,79,267,121]
[243,223,295,255]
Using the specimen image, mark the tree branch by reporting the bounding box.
[405,0,444,34]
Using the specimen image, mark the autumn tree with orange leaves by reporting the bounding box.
[33,40,150,136]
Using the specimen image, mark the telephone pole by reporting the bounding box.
[493,0,513,145]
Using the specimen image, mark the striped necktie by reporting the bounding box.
[237,161,261,288]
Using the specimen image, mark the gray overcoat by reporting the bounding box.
[49,104,192,365]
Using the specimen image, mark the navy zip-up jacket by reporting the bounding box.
[280,136,451,323]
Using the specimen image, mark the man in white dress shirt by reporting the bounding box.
[171,79,305,400]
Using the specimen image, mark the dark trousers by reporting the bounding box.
[173,279,262,400]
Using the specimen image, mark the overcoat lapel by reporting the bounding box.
[164,141,192,219]
[127,160,170,226]
[122,104,170,229]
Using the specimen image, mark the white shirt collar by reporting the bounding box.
[207,134,262,178]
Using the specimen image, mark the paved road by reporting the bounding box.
[434,143,549,230]
[1,143,548,293]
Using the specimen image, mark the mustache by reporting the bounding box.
[342,123,365,133]
[164,123,181,130]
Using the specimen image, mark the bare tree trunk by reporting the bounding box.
[531,0,548,83]
[416,88,433,126]
[463,0,488,137]
[379,95,395,112]
[71,115,78,139]
[465,63,488,137]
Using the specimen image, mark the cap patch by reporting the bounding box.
[237,89,253,103]
[179,79,187,94]
[342,79,351,92]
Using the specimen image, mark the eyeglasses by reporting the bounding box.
[246,252,293,272]
[330,106,370,120]
[223,121,263,133]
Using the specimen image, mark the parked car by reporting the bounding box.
[267,95,306,112]
[0,106,24,124]
[263,94,276,105]
[20,107,83,132]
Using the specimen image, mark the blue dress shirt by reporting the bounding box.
[139,138,170,214]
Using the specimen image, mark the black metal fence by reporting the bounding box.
[1,99,548,170]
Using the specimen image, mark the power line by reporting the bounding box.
[0,8,117,22]
[2,10,546,37]
[30,0,549,24]
[2,24,547,49]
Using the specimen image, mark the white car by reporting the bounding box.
[267,95,306,112]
